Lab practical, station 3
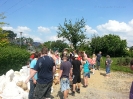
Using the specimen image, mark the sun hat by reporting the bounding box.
[74,54,78,58]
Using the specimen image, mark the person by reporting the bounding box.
[105,55,112,78]
[58,56,72,99]
[71,54,82,96]
[25,47,56,99]
[87,54,93,72]
[130,58,133,99]
[29,52,35,63]
[91,54,97,74]
[29,52,39,99]
[96,51,102,70]
[82,56,90,88]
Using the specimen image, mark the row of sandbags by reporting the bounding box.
[0,66,30,99]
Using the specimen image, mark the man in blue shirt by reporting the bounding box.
[26,47,56,99]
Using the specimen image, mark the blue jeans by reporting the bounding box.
[29,80,36,99]
[106,66,110,74]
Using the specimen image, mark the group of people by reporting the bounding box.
[25,47,112,99]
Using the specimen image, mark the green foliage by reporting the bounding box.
[57,18,87,49]
[90,34,127,57]
[0,28,9,47]
[0,46,30,75]
[44,40,69,52]
[116,57,131,66]
[100,57,133,73]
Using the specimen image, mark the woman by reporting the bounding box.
[82,56,90,88]
[91,54,97,74]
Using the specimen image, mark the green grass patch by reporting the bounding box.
[100,57,133,74]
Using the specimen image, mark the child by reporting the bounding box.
[82,56,90,87]
[91,54,97,74]
[105,55,112,78]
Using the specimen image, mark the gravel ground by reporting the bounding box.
[51,69,133,99]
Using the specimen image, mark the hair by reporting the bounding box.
[106,55,110,58]
[63,55,68,60]
[87,54,90,58]
[41,47,48,54]
[34,52,40,58]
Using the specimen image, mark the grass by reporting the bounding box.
[100,57,133,74]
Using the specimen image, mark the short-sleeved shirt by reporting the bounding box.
[97,54,102,61]
[34,56,55,84]
[60,61,72,78]
[83,61,90,73]
[30,59,38,80]
[71,60,82,75]
[105,58,111,67]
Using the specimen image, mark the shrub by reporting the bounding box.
[0,46,30,75]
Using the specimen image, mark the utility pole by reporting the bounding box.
[20,32,22,48]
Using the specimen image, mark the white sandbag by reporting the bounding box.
[5,69,14,81]
[0,75,6,93]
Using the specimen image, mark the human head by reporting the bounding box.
[41,47,48,55]
[74,54,78,60]
[34,52,40,58]
[92,54,96,57]
[99,51,102,54]
[63,55,68,61]
[106,55,110,58]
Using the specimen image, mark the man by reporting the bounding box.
[71,54,82,96]
[96,51,102,70]
[26,47,56,99]
[58,56,72,99]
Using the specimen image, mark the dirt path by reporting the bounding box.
[51,69,133,99]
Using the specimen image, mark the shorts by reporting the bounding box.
[34,81,52,99]
[83,72,90,78]
[106,66,110,74]
[60,78,70,92]
[73,74,81,84]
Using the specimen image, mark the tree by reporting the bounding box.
[90,34,127,57]
[57,18,87,49]
[0,13,9,46]
[43,40,69,52]
[3,30,17,43]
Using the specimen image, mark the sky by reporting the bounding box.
[0,0,133,47]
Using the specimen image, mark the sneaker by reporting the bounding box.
[72,91,75,96]
[77,89,80,93]
[83,85,87,88]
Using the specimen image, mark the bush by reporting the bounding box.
[0,46,30,75]
[116,57,131,66]
[100,57,133,74]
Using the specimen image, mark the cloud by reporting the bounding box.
[37,26,51,33]
[97,19,133,46]
[2,26,31,37]
[85,25,98,34]
[97,20,132,33]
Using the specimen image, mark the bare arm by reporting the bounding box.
[53,66,56,75]
[58,70,63,79]
[25,69,37,83]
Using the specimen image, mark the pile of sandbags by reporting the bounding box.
[0,66,30,99]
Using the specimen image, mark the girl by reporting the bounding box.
[91,54,97,74]
[82,56,90,88]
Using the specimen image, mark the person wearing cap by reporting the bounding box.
[71,54,82,96]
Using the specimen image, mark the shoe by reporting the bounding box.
[77,89,80,93]
[72,91,75,96]
[83,85,87,88]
